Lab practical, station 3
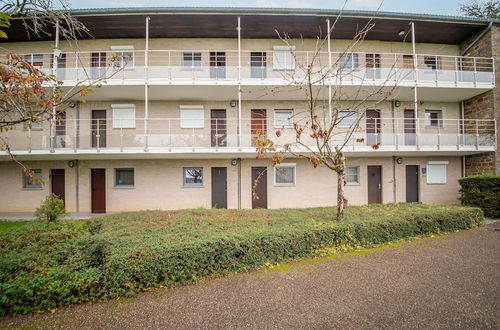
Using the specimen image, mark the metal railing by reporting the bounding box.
[2,117,496,153]
[4,50,495,86]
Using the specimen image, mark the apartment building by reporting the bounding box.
[0,8,497,213]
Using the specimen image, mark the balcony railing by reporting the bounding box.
[10,50,495,86]
[2,118,496,153]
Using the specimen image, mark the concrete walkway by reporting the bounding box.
[1,227,499,329]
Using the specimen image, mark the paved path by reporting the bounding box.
[1,227,499,329]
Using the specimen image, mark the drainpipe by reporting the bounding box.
[411,22,419,148]
[327,18,332,121]
[237,158,242,209]
[144,16,150,152]
[237,16,242,149]
[392,156,397,203]
[460,22,492,56]
[51,20,60,153]
[76,160,80,214]
[460,100,466,177]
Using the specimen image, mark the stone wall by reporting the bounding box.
[461,24,500,175]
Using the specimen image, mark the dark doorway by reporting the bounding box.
[366,53,381,79]
[91,169,106,213]
[211,167,227,209]
[406,165,420,202]
[404,109,416,145]
[91,52,106,79]
[91,110,106,148]
[51,169,65,207]
[211,110,227,147]
[367,165,382,204]
[55,111,66,148]
[251,167,267,209]
[251,109,267,146]
[366,109,381,146]
[210,52,226,79]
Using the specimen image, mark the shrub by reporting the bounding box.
[34,194,69,222]
[0,204,483,315]
[459,175,500,218]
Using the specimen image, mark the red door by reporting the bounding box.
[51,169,65,208]
[91,169,106,213]
[251,109,267,146]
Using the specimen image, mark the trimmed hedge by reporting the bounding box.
[459,175,500,218]
[0,204,483,315]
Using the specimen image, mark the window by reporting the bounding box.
[339,53,359,71]
[180,105,204,128]
[110,45,134,69]
[338,111,358,128]
[425,110,443,128]
[183,167,203,187]
[24,54,43,67]
[274,109,293,128]
[115,168,134,187]
[182,51,202,69]
[345,166,360,184]
[275,164,296,186]
[424,56,441,71]
[251,52,267,78]
[24,120,43,131]
[209,52,226,79]
[273,46,295,71]
[112,104,136,128]
[426,161,447,184]
[23,169,42,189]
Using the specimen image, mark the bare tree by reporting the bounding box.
[255,14,402,218]
[460,0,500,19]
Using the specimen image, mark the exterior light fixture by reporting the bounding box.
[231,159,238,166]
[230,100,238,107]
[394,100,401,107]
[68,160,78,167]
[398,29,405,36]
[396,157,403,164]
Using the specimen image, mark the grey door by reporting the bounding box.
[406,165,419,202]
[367,165,382,204]
[212,167,227,209]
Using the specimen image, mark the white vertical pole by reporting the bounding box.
[144,16,150,152]
[51,20,60,153]
[327,18,332,122]
[411,22,419,148]
[237,16,242,149]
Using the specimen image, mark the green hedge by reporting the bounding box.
[459,175,500,218]
[0,204,483,315]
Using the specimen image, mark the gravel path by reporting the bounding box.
[1,227,499,329]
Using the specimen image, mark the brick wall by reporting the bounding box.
[461,24,500,175]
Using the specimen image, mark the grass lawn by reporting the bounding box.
[0,203,483,315]
[0,221,30,234]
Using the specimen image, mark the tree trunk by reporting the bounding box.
[336,157,348,219]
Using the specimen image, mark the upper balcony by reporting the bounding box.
[2,117,496,159]
[16,50,495,102]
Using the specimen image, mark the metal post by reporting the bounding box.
[50,20,60,153]
[237,16,242,148]
[411,22,419,148]
[73,119,77,152]
[327,18,332,121]
[473,57,477,87]
[144,16,150,152]
[475,120,479,149]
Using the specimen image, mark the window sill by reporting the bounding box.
[113,186,135,189]
[426,182,447,185]
[22,187,43,190]
[183,185,204,188]
[346,183,360,186]
[274,183,296,187]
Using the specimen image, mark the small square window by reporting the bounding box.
[425,110,443,128]
[183,167,203,187]
[115,168,134,187]
[180,105,204,128]
[183,52,202,68]
[23,120,43,131]
[275,164,296,186]
[426,161,447,184]
[338,111,358,128]
[339,53,359,71]
[274,109,293,128]
[424,56,441,71]
[110,46,134,69]
[112,104,136,129]
[345,166,360,184]
[23,169,42,189]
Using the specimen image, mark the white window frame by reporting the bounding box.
[273,45,295,71]
[24,54,44,68]
[112,104,136,129]
[182,51,202,70]
[274,163,296,186]
[180,105,204,129]
[274,109,294,128]
[426,161,448,184]
[345,166,360,185]
[424,55,442,71]
[114,168,135,188]
[110,45,135,70]
[183,167,204,187]
[22,168,42,189]
[424,109,443,129]
[339,53,359,71]
[338,110,358,128]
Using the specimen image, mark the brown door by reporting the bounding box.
[251,109,267,146]
[91,52,106,79]
[51,169,65,207]
[366,53,381,79]
[251,167,267,209]
[211,167,227,209]
[211,110,227,147]
[91,168,106,213]
[406,165,420,202]
[367,166,382,204]
[91,110,106,148]
[403,55,414,69]
[404,109,416,145]
[55,111,66,148]
[366,109,381,146]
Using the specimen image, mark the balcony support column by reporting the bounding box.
[237,16,242,149]
[411,21,419,149]
[144,16,150,152]
[50,20,60,153]
[327,18,332,122]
